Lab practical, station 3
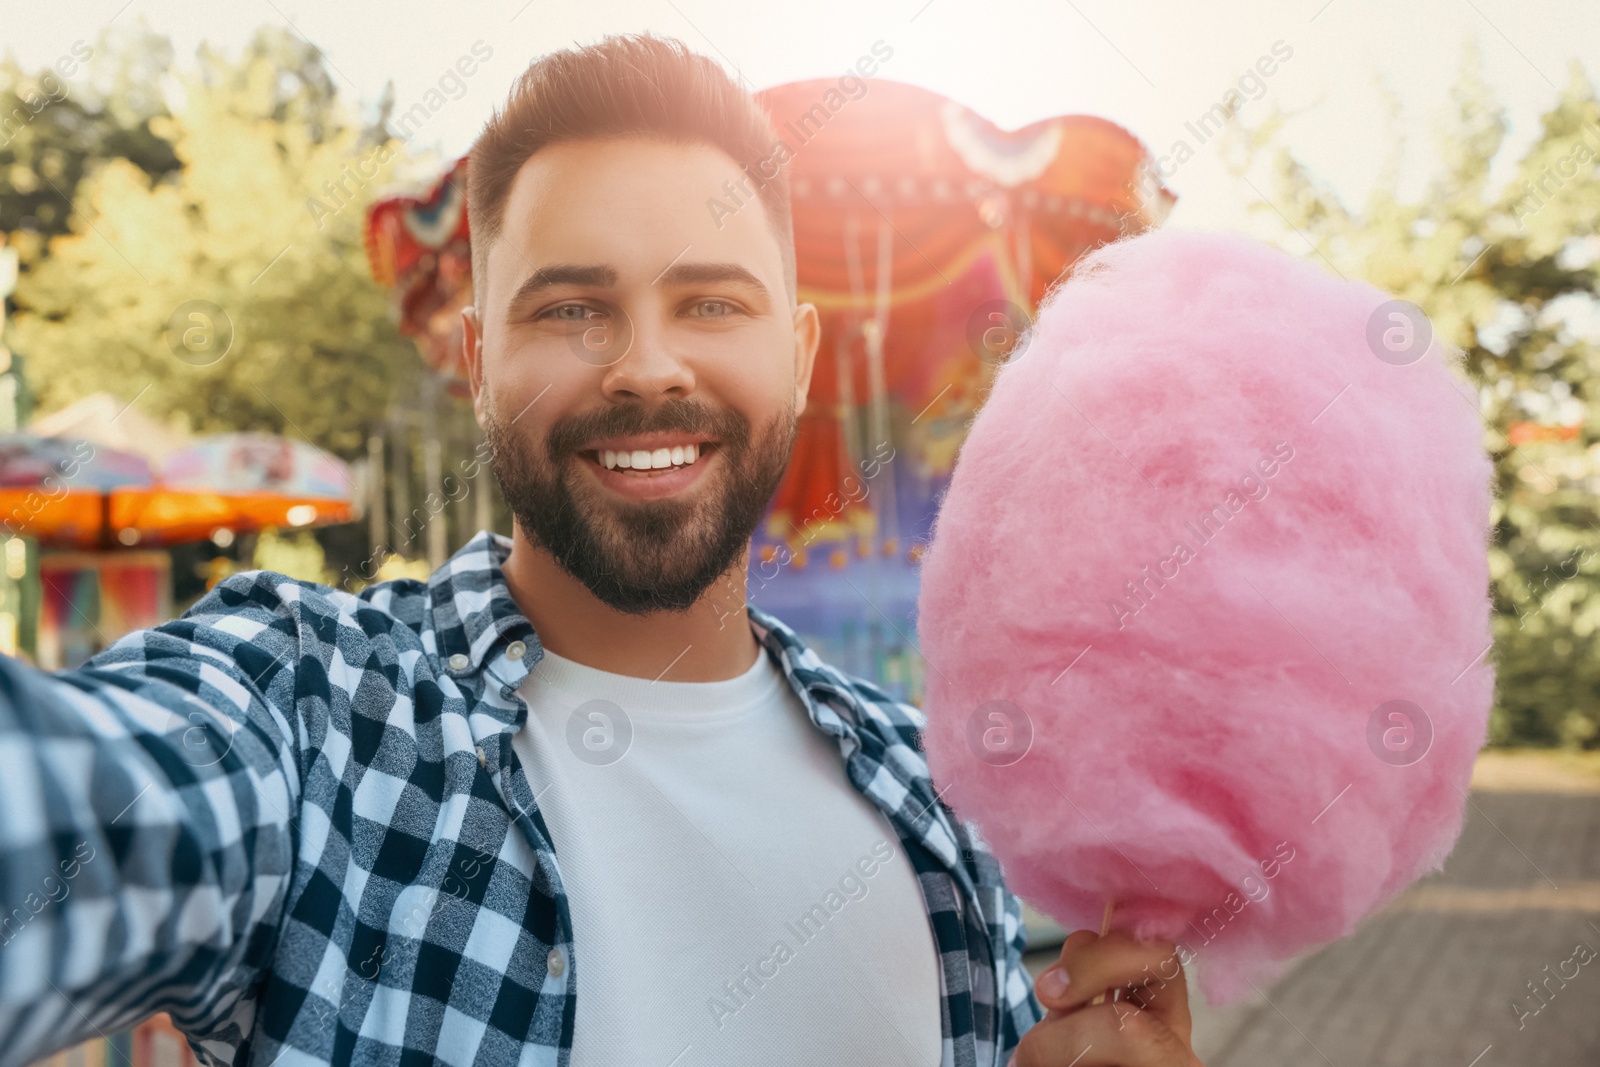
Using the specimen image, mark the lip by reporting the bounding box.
[578,442,719,501]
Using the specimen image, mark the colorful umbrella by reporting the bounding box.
[0,434,154,549]
[0,432,356,549]
[124,432,357,545]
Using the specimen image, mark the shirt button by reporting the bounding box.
[475,745,487,768]
[547,947,566,977]
[448,653,469,672]
[506,640,527,661]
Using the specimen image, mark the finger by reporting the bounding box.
[1012,1001,1199,1067]
[1038,931,1186,1012]
[1034,931,1190,1028]
[1037,931,1099,1021]
[1041,984,1190,1046]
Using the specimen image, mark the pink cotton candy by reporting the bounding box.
[917,227,1496,1004]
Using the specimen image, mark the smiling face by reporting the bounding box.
[462,136,819,614]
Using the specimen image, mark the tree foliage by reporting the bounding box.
[1,27,181,242]
[7,25,424,460]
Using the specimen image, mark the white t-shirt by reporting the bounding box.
[510,641,943,1066]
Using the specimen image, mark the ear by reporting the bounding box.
[791,301,821,418]
[462,304,487,425]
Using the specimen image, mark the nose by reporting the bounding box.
[597,306,695,403]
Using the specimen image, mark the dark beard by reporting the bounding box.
[483,392,797,615]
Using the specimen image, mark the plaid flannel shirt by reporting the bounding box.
[0,529,1043,1067]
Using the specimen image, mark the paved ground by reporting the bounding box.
[1022,762,1600,1066]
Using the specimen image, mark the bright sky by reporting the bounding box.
[7,0,1597,238]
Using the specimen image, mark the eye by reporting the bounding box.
[689,299,738,318]
[540,303,601,322]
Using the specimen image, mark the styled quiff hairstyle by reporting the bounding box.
[467,33,796,305]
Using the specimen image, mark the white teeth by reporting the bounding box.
[599,443,704,472]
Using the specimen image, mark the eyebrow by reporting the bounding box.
[506,264,619,315]
[653,261,771,302]
[504,260,772,319]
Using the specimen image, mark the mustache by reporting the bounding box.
[544,398,751,458]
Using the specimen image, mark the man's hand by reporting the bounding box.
[1010,930,1205,1066]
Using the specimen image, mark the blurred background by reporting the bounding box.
[2,1,1597,1064]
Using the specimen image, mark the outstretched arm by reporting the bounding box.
[0,571,304,1067]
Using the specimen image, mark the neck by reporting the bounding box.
[500,527,761,683]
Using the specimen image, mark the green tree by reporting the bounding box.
[1229,45,1600,747]
[9,25,424,460]
[1,26,181,247]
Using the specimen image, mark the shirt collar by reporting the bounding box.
[424,531,872,742]
[426,530,540,679]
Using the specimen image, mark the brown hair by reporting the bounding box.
[468,33,796,305]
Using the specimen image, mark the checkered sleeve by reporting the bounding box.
[998,877,1045,1058]
[952,808,1045,1065]
[0,570,303,1067]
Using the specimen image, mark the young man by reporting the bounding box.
[0,34,1199,1067]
